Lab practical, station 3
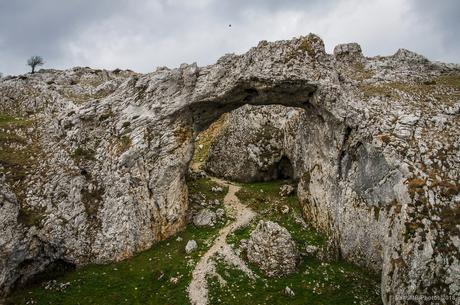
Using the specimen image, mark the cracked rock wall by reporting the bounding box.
[204,102,395,272]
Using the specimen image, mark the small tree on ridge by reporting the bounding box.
[27,56,44,74]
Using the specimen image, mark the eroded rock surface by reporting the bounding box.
[246,220,299,277]
[0,35,459,304]
[193,209,217,227]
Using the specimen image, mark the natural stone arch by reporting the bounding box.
[186,78,316,133]
[182,89,400,305]
[0,33,458,305]
[182,79,317,181]
[176,75,383,255]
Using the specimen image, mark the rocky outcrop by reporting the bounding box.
[245,221,299,277]
[279,185,295,197]
[0,35,459,304]
[204,45,460,303]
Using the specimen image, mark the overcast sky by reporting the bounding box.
[0,0,458,75]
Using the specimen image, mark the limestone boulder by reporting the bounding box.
[192,209,217,227]
[246,221,299,277]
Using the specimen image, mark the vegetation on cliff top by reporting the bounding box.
[359,73,460,105]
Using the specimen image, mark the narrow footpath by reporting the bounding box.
[187,178,256,305]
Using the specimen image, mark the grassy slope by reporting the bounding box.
[8,226,220,305]
[231,180,325,247]
[209,257,381,305]
[0,113,46,227]
[0,113,34,184]
[192,114,227,166]
[213,180,382,305]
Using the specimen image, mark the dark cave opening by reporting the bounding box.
[12,259,76,293]
[257,155,296,183]
[275,156,294,180]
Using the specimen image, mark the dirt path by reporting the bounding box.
[187,178,256,305]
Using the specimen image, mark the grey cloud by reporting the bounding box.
[0,0,458,75]
[409,0,460,50]
[0,0,129,73]
[0,1,122,50]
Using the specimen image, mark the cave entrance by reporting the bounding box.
[255,154,297,183]
[12,259,76,292]
[274,156,294,181]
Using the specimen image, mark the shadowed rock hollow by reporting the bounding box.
[0,34,459,304]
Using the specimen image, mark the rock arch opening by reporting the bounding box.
[185,79,317,183]
[187,79,317,133]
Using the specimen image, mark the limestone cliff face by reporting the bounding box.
[0,35,459,304]
[206,103,403,273]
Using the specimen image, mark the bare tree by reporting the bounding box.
[27,56,44,74]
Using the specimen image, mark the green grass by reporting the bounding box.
[58,86,110,105]
[0,113,32,127]
[0,113,40,207]
[71,147,95,161]
[234,181,326,247]
[7,225,223,305]
[191,115,226,166]
[222,180,381,305]
[187,177,228,204]
[208,257,382,305]
[0,113,33,153]
[437,73,460,90]
[350,63,374,81]
[7,177,382,305]
[17,206,46,228]
[359,73,460,104]
[116,136,132,154]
